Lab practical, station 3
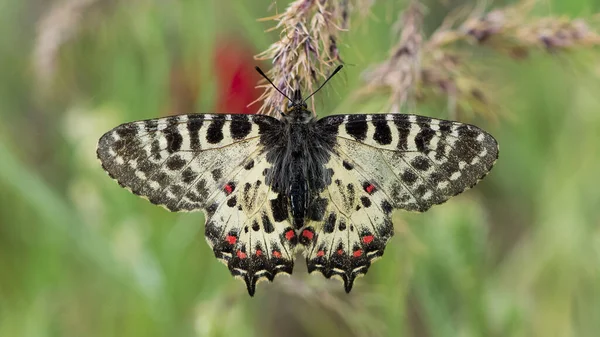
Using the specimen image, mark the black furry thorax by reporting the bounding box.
[260,103,337,228]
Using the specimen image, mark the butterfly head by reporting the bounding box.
[284,88,312,123]
[254,65,343,123]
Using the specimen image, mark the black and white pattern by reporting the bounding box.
[98,97,498,296]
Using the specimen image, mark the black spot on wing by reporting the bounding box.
[211,168,222,181]
[381,200,393,215]
[227,196,237,208]
[457,124,480,138]
[411,156,431,171]
[165,130,183,153]
[360,196,372,208]
[187,115,204,150]
[439,120,453,132]
[154,172,169,188]
[196,180,209,201]
[393,114,411,150]
[115,125,137,138]
[345,114,368,141]
[166,155,186,170]
[144,119,158,132]
[204,221,220,246]
[206,202,218,218]
[182,167,197,183]
[415,115,431,128]
[262,213,275,233]
[324,213,336,233]
[206,115,226,144]
[414,128,435,152]
[230,114,253,140]
[401,170,418,185]
[270,193,288,222]
[378,218,394,240]
[151,139,161,160]
[372,114,392,145]
[308,197,328,221]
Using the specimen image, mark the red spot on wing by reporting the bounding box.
[365,183,376,194]
[337,249,344,255]
[362,235,374,244]
[236,250,247,259]
[302,229,314,240]
[317,250,325,257]
[353,249,363,257]
[272,250,282,258]
[255,249,262,256]
[224,184,234,195]
[225,235,237,245]
[285,230,295,241]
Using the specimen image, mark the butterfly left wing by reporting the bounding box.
[97,113,296,295]
[302,113,498,291]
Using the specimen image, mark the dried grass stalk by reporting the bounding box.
[360,1,424,112]
[255,0,373,116]
[360,0,600,118]
[33,0,100,89]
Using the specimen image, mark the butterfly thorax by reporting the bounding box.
[263,109,336,228]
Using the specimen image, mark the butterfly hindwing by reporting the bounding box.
[97,114,280,212]
[302,113,498,291]
[303,148,394,292]
[203,151,297,296]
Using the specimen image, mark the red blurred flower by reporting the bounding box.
[168,38,262,115]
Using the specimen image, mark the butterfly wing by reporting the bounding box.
[303,113,498,291]
[97,113,296,295]
[97,114,279,211]
[203,150,298,296]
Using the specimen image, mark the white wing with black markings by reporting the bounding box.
[301,113,498,291]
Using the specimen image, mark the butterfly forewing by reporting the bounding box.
[317,113,498,212]
[97,114,280,212]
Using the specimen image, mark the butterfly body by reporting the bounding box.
[98,94,498,296]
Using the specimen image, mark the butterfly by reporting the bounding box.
[97,65,498,296]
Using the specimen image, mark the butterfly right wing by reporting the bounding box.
[301,113,498,292]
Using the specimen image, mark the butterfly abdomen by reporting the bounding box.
[289,176,308,229]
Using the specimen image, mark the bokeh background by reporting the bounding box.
[1,0,600,336]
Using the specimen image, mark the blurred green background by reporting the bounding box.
[1,0,600,336]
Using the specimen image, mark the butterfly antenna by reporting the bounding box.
[303,64,343,103]
[255,66,293,101]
